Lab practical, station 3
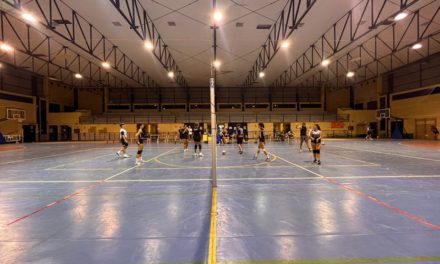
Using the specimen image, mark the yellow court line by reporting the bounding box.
[208,186,217,264]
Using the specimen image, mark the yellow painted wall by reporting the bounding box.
[390,86,440,135]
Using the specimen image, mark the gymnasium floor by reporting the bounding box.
[0,140,439,264]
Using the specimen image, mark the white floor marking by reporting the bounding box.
[1,174,439,184]
[0,147,106,165]
[325,151,379,165]
[329,145,440,162]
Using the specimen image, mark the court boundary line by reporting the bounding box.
[0,147,108,165]
[329,145,440,162]
[5,148,177,227]
[208,187,217,264]
[271,152,440,232]
[1,174,440,184]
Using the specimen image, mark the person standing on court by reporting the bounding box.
[299,122,311,152]
[193,123,203,157]
[236,124,244,154]
[135,124,146,165]
[254,123,270,161]
[179,124,189,152]
[310,124,322,165]
[116,123,130,158]
[365,126,373,140]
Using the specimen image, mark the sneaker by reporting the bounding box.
[199,152,204,157]
[140,159,146,163]
[123,154,130,158]
[313,159,317,163]
[116,152,121,157]
[317,160,321,165]
[265,156,270,161]
[135,161,141,166]
[194,152,198,157]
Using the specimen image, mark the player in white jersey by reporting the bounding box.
[116,123,130,158]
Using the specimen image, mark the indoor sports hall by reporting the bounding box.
[0,0,439,264]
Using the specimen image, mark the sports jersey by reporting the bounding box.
[120,128,127,140]
[237,127,244,138]
[310,130,321,143]
[300,126,307,136]
[193,127,203,142]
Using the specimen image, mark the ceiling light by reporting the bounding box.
[412,43,422,50]
[394,12,408,21]
[259,72,265,78]
[101,62,111,69]
[321,59,330,67]
[213,60,221,68]
[22,13,37,23]
[281,41,289,49]
[168,71,174,78]
[74,73,83,79]
[0,43,13,52]
[346,71,355,78]
[213,11,222,22]
[144,41,154,50]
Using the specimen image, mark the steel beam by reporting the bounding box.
[270,0,421,89]
[108,0,188,88]
[242,0,317,88]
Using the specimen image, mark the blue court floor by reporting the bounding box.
[0,140,439,264]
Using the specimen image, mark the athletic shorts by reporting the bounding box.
[137,139,144,145]
[193,137,201,143]
[237,137,244,144]
[311,138,321,144]
[121,139,128,147]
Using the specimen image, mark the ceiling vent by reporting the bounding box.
[236,22,244,27]
[257,24,271,29]
[168,21,176,26]
[112,21,122,27]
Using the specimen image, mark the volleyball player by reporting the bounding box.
[116,123,130,158]
[254,123,270,161]
[179,125,189,152]
[135,123,146,165]
[193,123,203,157]
[299,122,311,152]
[310,124,322,165]
[236,124,244,154]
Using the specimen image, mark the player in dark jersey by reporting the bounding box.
[253,123,270,161]
[236,124,244,154]
[135,123,145,165]
[299,122,311,152]
[310,124,322,165]
[193,123,204,157]
[179,125,189,152]
[116,123,130,158]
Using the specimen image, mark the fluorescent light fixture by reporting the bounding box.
[281,41,289,49]
[168,71,174,78]
[394,12,408,21]
[259,72,265,78]
[346,71,355,78]
[411,43,422,50]
[74,73,83,79]
[101,62,111,69]
[321,59,331,67]
[213,60,221,68]
[0,43,13,52]
[213,11,222,22]
[22,13,37,23]
[144,41,154,50]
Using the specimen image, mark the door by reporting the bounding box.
[415,118,436,140]
[22,125,36,142]
[49,125,58,141]
[61,125,72,141]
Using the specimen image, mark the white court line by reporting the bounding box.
[1,174,439,184]
[46,153,115,170]
[325,151,379,166]
[329,145,440,162]
[0,147,106,165]
[43,164,380,172]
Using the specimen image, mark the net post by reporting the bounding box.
[210,76,217,188]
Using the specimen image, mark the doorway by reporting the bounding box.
[22,125,36,142]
